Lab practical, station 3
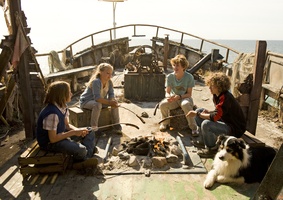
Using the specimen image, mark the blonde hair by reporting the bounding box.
[170,54,189,70]
[44,81,70,107]
[86,63,114,88]
[205,72,231,93]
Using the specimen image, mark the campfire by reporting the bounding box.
[122,136,170,157]
[102,135,184,171]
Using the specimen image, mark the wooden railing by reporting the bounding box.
[35,24,240,67]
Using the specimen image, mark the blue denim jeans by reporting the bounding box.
[47,130,96,161]
[195,108,231,148]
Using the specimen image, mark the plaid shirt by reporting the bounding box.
[42,104,69,131]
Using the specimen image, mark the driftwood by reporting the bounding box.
[122,136,170,157]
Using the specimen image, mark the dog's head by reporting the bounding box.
[215,135,249,162]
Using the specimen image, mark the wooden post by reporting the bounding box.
[246,41,267,135]
[18,50,35,139]
[163,34,169,72]
[0,45,13,77]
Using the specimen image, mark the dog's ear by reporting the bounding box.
[237,138,247,149]
[216,134,226,145]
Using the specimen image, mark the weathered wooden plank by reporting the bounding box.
[0,164,23,198]
[44,65,96,92]
[253,144,283,199]
[247,41,267,135]
[19,155,67,166]
[44,65,96,79]
[242,131,265,147]
[19,50,36,139]
[19,140,39,158]
[50,173,59,184]
[262,83,280,92]
[69,106,111,128]
[20,165,65,175]
[40,175,49,184]
[30,174,39,185]
[0,75,16,119]
[0,45,13,78]
[18,140,70,177]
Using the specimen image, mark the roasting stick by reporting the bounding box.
[119,105,146,124]
[158,114,186,124]
[158,109,212,124]
[86,123,139,155]
[85,122,139,131]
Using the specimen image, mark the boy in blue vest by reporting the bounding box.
[36,81,98,170]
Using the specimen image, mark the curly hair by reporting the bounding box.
[44,81,70,107]
[86,63,114,88]
[205,72,231,93]
[170,54,189,70]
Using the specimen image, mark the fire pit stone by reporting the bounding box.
[128,155,139,167]
[103,135,187,171]
[152,157,167,168]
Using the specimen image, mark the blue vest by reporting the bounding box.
[36,104,67,149]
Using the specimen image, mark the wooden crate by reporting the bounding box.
[69,107,91,127]
[18,141,70,177]
[124,72,165,101]
[69,106,112,128]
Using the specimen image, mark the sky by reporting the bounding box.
[1,0,283,54]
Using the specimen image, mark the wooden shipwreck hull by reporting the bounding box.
[0,1,283,143]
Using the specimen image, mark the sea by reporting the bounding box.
[37,39,283,75]
[178,39,283,64]
[204,40,283,54]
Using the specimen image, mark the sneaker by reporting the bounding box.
[114,129,123,135]
[95,129,103,136]
[113,124,123,134]
[159,124,168,132]
[73,157,98,170]
[192,140,205,149]
[93,146,99,154]
[191,129,199,137]
[114,124,122,131]
[197,147,218,158]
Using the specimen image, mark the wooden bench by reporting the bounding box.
[18,140,70,178]
[69,106,112,129]
[260,53,283,123]
[261,83,283,122]
[44,65,96,92]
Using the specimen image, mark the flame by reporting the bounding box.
[153,138,164,151]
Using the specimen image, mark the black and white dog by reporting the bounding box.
[204,135,277,189]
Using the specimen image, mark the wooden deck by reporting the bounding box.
[1,70,282,199]
[1,75,276,199]
[0,129,260,200]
